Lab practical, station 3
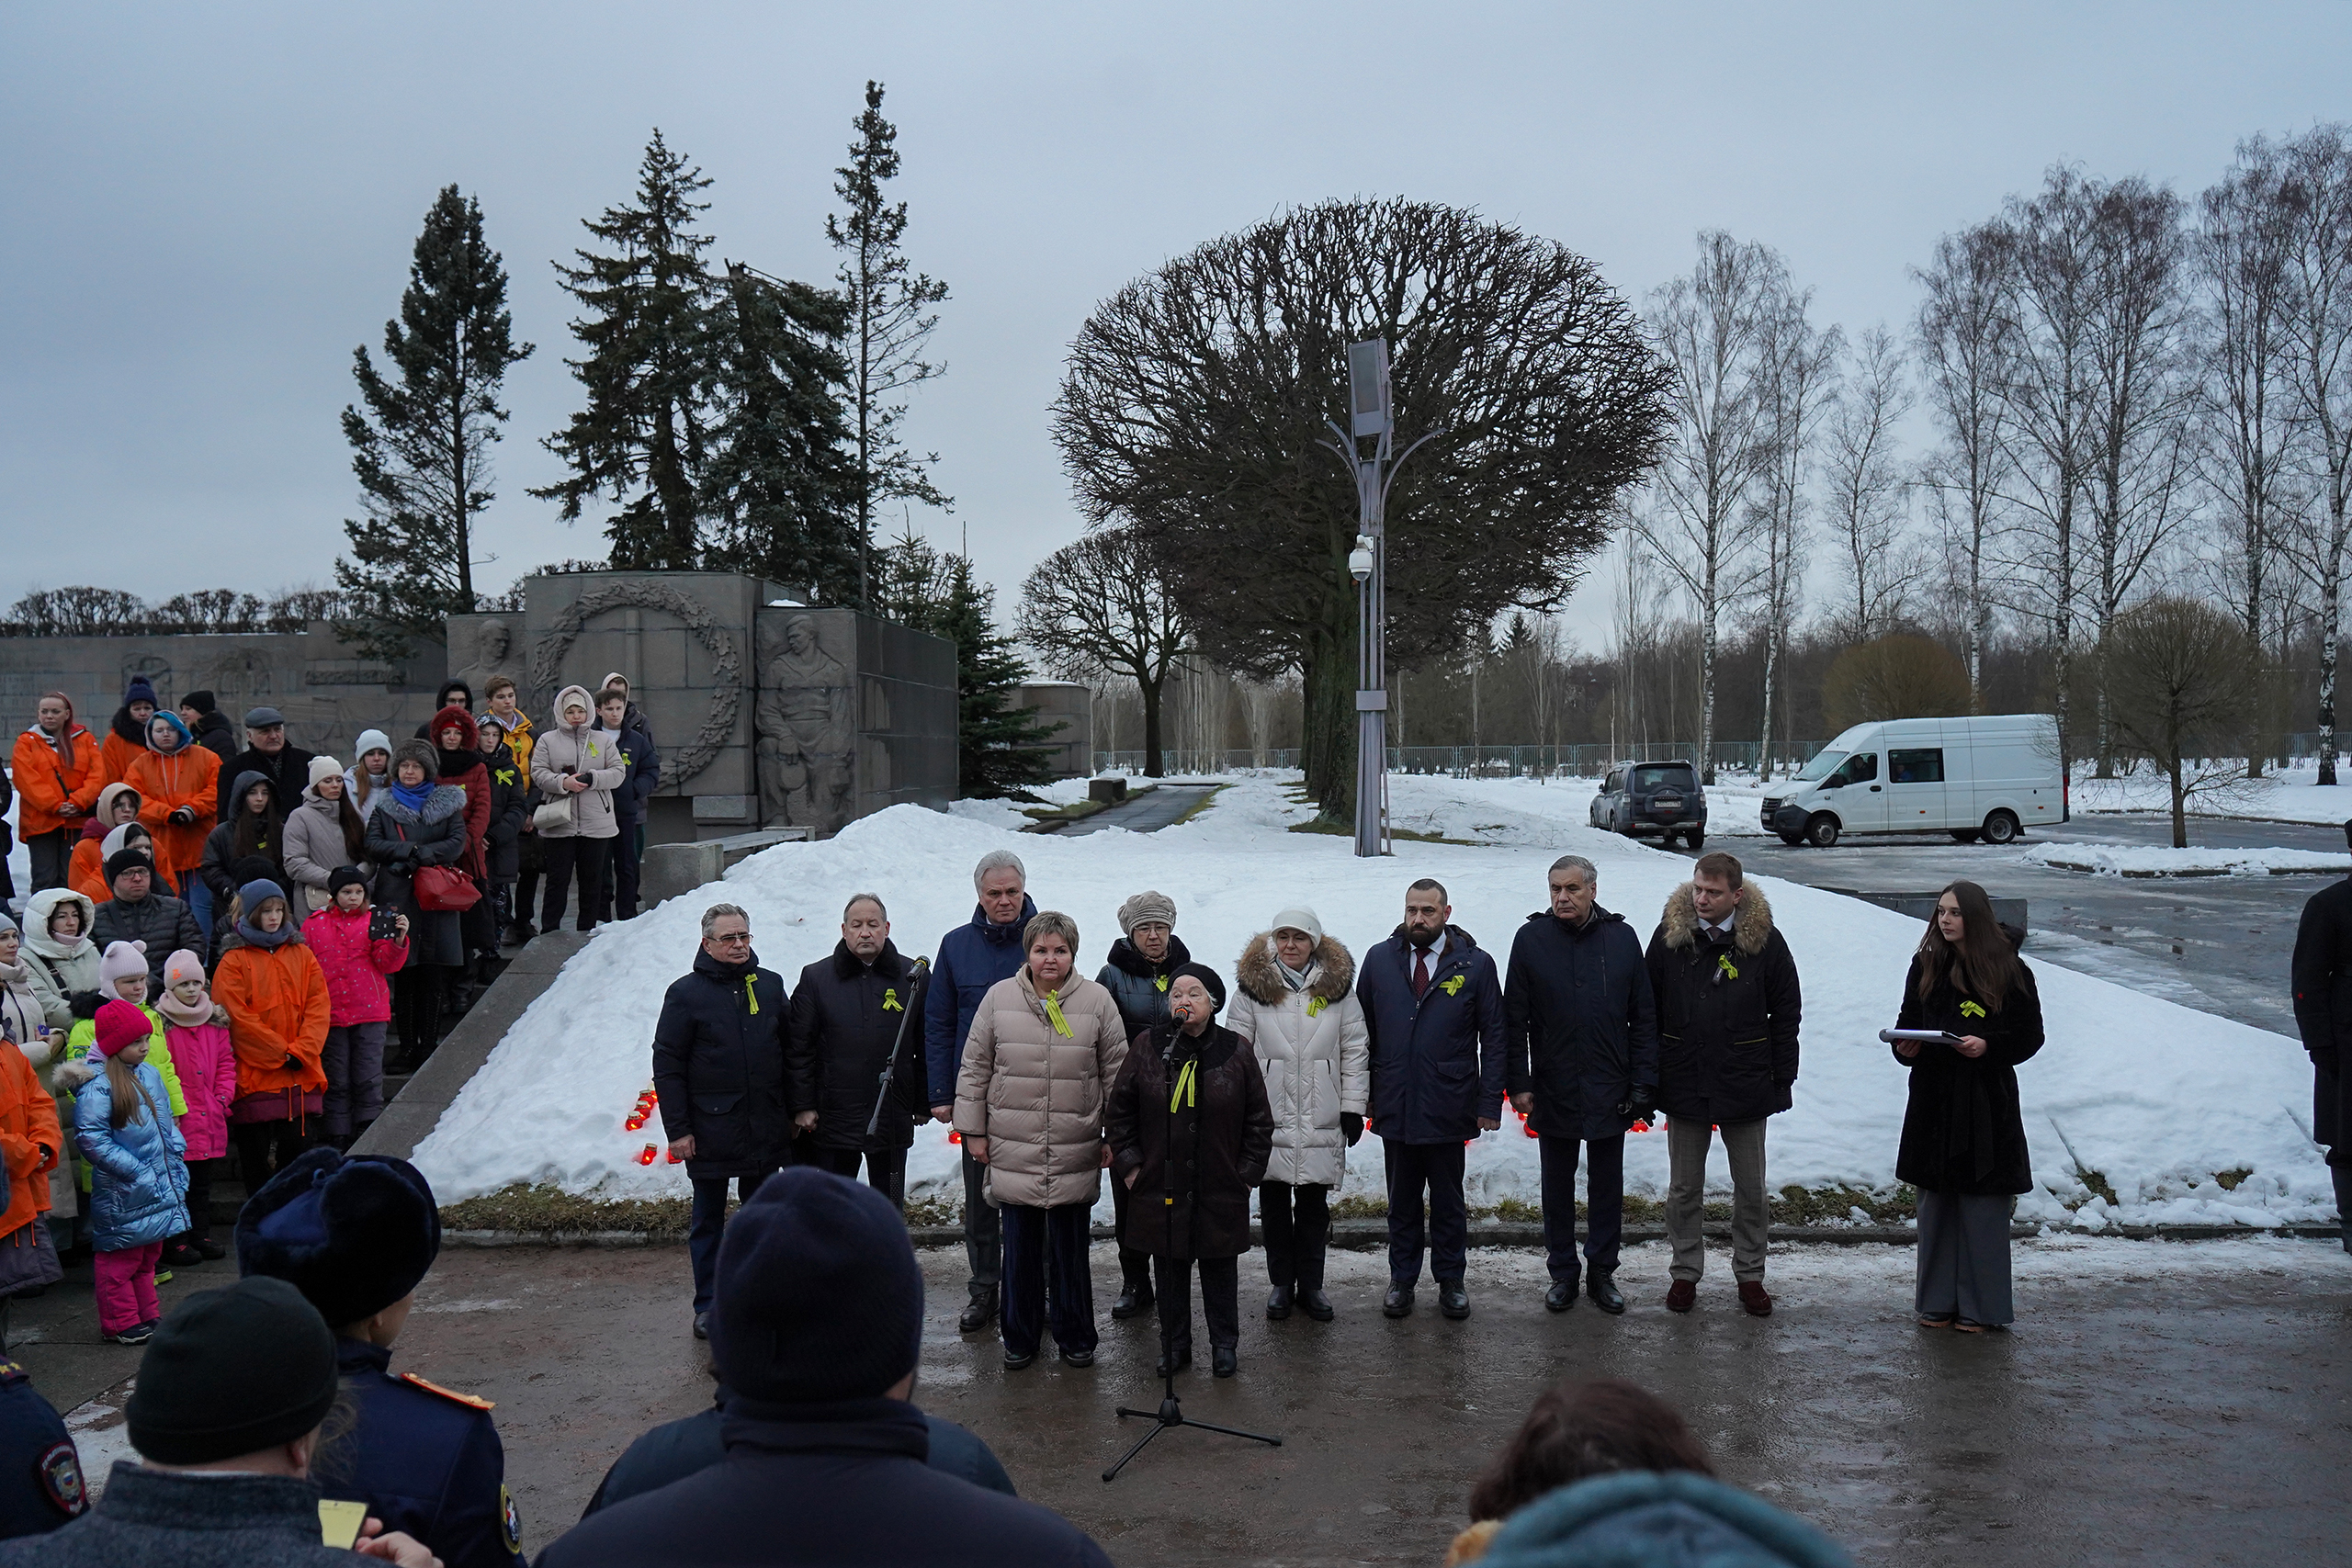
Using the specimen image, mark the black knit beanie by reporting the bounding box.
[104,848,153,885]
[710,1168,923,1403]
[1170,961,1227,1013]
[125,1277,338,1464]
[183,690,218,716]
[327,865,370,898]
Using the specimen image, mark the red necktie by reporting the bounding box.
[1412,947,1430,998]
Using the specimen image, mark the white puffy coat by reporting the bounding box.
[1227,932,1368,1188]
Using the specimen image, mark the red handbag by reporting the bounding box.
[413,865,481,912]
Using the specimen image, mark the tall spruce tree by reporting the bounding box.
[699,263,862,600]
[828,82,951,604]
[876,528,1057,796]
[535,130,716,570]
[335,186,531,658]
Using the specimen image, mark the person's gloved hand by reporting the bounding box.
[68,990,101,1021]
[1340,1112,1363,1146]
[170,806,196,825]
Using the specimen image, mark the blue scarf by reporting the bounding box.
[236,915,299,950]
[390,778,434,812]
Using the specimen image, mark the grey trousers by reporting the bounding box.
[1667,1116,1769,1282]
[1915,1188,2015,1325]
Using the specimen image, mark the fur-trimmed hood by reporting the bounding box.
[1659,880,1775,955]
[371,782,469,826]
[53,1057,99,1093]
[1236,931,1355,1006]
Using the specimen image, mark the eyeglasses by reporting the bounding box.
[710,931,752,945]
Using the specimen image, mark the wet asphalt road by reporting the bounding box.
[1059,784,1223,836]
[54,1235,2331,1568]
[1717,814,2349,1038]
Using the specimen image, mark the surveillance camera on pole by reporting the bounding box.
[1323,339,1440,858]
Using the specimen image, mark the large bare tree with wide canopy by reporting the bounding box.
[1053,198,1669,820]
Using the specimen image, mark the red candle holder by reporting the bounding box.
[636,1144,657,1166]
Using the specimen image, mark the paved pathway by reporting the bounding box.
[1057,784,1221,836]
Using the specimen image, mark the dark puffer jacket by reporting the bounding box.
[1094,933,1192,1039]
[1505,906,1659,1141]
[1357,926,1508,1145]
[2290,875,2352,1155]
[1645,882,1801,1125]
[785,941,927,1153]
[88,895,202,990]
[199,771,283,905]
[364,784,470,969]
[651,947,794,1180]
[1104,1022,1273,1258]
[1892,951,2044,1195]
[922,897,1037,1108]
[479,742,529,884]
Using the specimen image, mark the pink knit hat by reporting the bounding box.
[162,950,207,990]
[92,998,149,1060]
[97,940,149,991]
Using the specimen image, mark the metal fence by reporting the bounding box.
[1092,740,1827,779]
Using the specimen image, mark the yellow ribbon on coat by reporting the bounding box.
[1041,990,1073,1036]
[744,976,760,1014]
[1169,1058,1197,1113]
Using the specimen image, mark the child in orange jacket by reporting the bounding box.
[211,880,329,1189]
[68,784,145,904]
[127,712,219,897]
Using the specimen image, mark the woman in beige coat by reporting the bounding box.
[955,909,1127,1370]
[529,684,626,935]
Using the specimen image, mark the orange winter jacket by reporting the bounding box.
[130,743,220,882]
[68,836,112,904]
[0,1037,62,1238]
[214,939,331,1100]
[10,725,102,839]
[99,727,148,790]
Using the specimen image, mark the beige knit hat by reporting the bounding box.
[1116,890,1176,935]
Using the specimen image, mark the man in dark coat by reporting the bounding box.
[653,903,794,1338]
[537,1168,1114,1568]
[1093,887,1188,1320]
[1646,852,1802,1316]
[1356,877,1507,1320]
[1505,854,1657,1316]
[0,1359,85,1540]
[2290,829,2352,1252]
[89,852,203,989]
[785,894,926,1208]
[237,1147,525,1568]
[922,850,1037,1333]
[215,706,314,827]
[175,691,238,769]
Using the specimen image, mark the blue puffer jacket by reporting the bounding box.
[923,897,1037,1108]
[70,1059,189,1250]
[1480,1471,1854,1568]
[69,1053,189,1250]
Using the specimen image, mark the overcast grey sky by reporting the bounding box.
[4,2,2347,644]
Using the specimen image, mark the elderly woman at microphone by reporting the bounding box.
[1106,963,1274,1379]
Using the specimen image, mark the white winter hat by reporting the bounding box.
[355,729,392,764]
[1269,907,1323,944]
[309,755,343,789]
[99,940,149,990]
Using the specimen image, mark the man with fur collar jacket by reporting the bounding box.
[1645,851,1802,1318]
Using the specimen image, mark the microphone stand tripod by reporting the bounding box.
[1102,1018,1281,1482]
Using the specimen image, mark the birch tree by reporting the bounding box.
[1915,221,2017,702]
[1746,293,1837,777]
[2278,126,2352,784]
[1822,325,1920,641]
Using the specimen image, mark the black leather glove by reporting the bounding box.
[1340,1112,1363,1146]
[170,806,196,825]
[1618,1088,1657,1122]
[68,990,101,1021]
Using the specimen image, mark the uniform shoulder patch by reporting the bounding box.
[399,1372,495,1410]
[37,1439,88,1517]
[501,1483,522,1555]
[0,1359,28,1385]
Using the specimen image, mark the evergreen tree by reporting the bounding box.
[828,82,951,604]
[699,263,863,600]
[875,528,1057,796]
[335,186,531,659]
[535,130,715,570]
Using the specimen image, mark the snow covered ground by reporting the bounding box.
[2072,766,2352,825]
[2021,841,2352,877]
[410,773,2335,1229]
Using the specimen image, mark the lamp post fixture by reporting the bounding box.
[1324,338,1439,859]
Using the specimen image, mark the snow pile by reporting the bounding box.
[410,774,2337,1228]
[2021,842,2352,878]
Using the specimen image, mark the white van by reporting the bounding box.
[1760,715,2064,848]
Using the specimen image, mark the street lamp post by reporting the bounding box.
[1325,338,1439,859]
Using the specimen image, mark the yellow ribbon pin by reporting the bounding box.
[1440,975,1465,998]
[1169,1058,1198,1113]
[1154,975,1170,993]
[1041,990,1073,1036]
[1307,997,1327,1017]
[743,976,759,1014]
[1716,953,1740,981]
[882,988,901,1012]
[1960,999,1986,1019]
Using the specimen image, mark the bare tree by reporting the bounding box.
[2081,176,2199,776]
[2278,126,2352,784]
[1996,167,2103,781]
[1746,291,1837,778]
[1632,231,1788,784]
[2102,595,2259,845]
[2195,137,2300,775]
[5,586,149,636]
[1916,221,2018,701]
[1016,525,1190,778]
[1821,325,1920,641]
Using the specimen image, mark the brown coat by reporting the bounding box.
[954,969,1126,1210]
[1105,1022,1274,1259]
